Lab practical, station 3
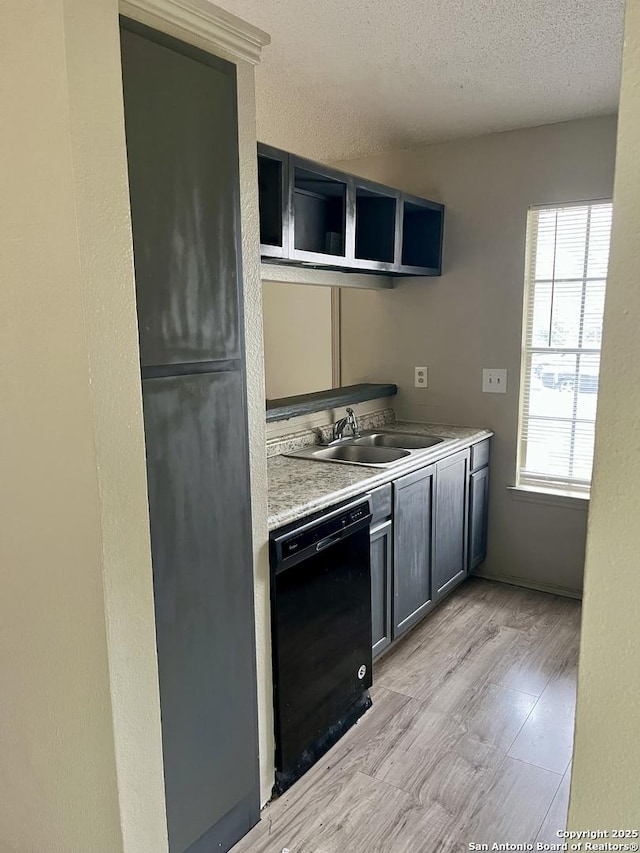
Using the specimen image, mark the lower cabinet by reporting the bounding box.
[392,465,435,639]
[369,439,490,657]
[142,372,259,853]
[370,519,393,656]
[469,465,489,570]
[433,449,470,601]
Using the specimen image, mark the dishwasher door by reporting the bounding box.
[270,498,373,795]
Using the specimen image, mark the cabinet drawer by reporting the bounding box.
[370,483,392,525]
[470,439,490,471]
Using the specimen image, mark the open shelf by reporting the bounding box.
[355,187,397,264]
[401,200,443,271]
[267,383,398,422]
[293,166,346,257]
[257,144,445,277]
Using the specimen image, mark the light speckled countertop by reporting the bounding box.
[267,422,493,530]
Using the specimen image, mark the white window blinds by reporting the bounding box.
[517,201,613,495]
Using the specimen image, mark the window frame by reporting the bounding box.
[516,198,613,498]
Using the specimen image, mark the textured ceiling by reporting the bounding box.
[219,0,624,161]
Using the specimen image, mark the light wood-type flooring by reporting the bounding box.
[234,578,580,853]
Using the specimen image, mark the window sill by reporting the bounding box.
[508,485,590,511]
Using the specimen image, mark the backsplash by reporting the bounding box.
[266,408,396,458]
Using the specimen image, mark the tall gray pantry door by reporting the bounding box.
[120,18,259,853]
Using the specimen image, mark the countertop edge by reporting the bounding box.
[267,427,493,531]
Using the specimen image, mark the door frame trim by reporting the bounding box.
[120,0,270,65]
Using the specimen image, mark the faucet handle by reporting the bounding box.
[346,407,359,436]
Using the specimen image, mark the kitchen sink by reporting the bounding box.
[284,429,452,468]
[353,432,445,450]
[310,445,410,465]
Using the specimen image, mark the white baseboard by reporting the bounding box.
[472,569,583,601]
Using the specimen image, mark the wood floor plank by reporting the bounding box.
[539,650,579,711]
[537,765,572,844]
[376,617,519,702]
[373,608,481,688]
[507,691,575,774]
[326,687,426,780]
[460,756,563,845]
[230,762,356,853]
[393,732,504,817]
[460,681,538,751]
[296,771,418,853]
[487,619,579,696]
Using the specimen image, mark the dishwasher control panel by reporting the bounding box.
[272,498,372,566]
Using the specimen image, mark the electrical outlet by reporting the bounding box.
[482,368,507,393]
[414,366,428,388]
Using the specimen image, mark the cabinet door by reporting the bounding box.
[370,519,393,657]
[434,450,470,601]
[393,466,435,638]
[469,466,490,571]
[121,21,242,368]
[142,370,259,853]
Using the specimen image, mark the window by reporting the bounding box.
[517,200,613,495]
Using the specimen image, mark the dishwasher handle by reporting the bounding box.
[315,532,344,553]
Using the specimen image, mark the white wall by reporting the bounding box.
[0,0,274,847]
[0,0,167,849]
[234,63,274,808]
[568,0,640,827]
[336,115,617,596]
[263,282,334,398]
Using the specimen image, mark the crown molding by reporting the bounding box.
[119,0,270,65]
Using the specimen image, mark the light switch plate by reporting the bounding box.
[483,368,507,393]
[414,366,428,388]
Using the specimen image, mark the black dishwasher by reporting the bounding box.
[270,497,373,795]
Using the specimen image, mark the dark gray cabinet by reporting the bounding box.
[433,450,470,601]
[374,441,489,655]
[258,144,444,277]
[142,372,258,853]
[121,18,259,853]
[370,519,393,657]
[122,22,242,368]
[469,465,490,570]
[393,465,435,638]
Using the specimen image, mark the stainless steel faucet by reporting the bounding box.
[333,407,359,441]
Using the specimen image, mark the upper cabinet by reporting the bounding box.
[122,26,243,368]
[258,144,445,277]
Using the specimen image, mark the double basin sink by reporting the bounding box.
[286,430,450,468]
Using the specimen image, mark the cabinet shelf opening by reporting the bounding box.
[294,167,346,256]
[401,201,443,270]
[355,188,396,263]
[258,154,283,248]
